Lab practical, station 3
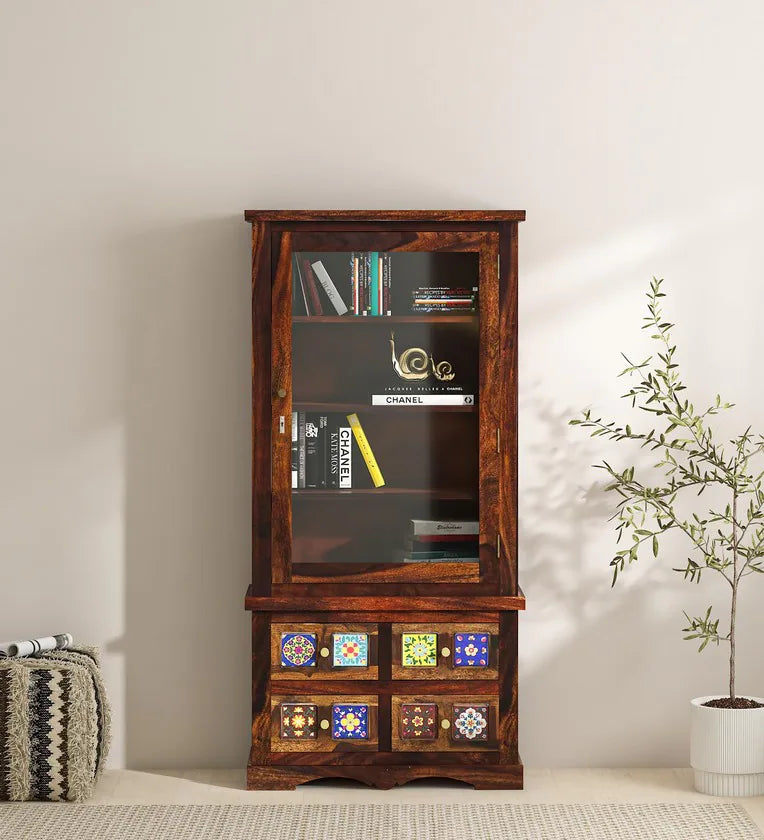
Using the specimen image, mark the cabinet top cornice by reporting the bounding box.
[244,210,526,223]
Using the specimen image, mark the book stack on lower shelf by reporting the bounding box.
[397,520,479,564]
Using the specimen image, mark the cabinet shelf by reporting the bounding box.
[292,315,477,324]
[292,401,476,413]
[292,488,474,500]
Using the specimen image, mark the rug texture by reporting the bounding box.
[0,803,760,840]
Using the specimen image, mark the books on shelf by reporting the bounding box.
[397,520,480,564]
[293,252,476,317]
[291,412,383,489]
[409,519,479,536]
[410,285,478,314]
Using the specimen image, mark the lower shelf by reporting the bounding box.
[247,762,523,790]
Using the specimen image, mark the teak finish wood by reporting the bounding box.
[245,210,526,222]
[246,210,523,790]
[270,622,379,680]
[390,694,499,752]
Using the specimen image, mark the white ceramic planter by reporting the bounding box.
[690,695,764,796]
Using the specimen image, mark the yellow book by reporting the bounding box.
[346,413,385,488]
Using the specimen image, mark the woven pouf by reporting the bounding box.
[0,648,111,801]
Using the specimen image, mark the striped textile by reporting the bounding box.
[0,647,110,801]
[0,633,73,659]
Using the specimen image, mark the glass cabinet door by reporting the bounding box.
[270,230,500,585]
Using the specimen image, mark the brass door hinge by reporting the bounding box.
[497,428,500,453]
[497,533,501,557]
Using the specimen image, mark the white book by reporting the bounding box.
[311,260,349,316]
[372,394,475,406]
[409,519,479,536]
[338,426,352,488]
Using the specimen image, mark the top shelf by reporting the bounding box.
[244,209,526,222]
[292,315,477,324]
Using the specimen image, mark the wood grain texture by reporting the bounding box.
[271,612,499,623]
[291,563,479,584]
[390,623,499,681]
[246,592,525,611]
[270,694,378,752]
[498,611,520,764]
[269,751,498,766]
[270,231,292,584]
[499,222,519,595]
[477,233,501,588]
[271,680,498,695]
[245,210,526,222]
[270,623,378,680]
[251,222,272,595]
[390,694,499,752]
[247,763,523,790]
[291,229,489,254]
[249,613,271,765]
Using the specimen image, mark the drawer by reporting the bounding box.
[391,695,499,752]
[271,623,378,679]
[391,623,498,680]
[271,695,379,752]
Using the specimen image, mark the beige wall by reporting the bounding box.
[1,0,763,769]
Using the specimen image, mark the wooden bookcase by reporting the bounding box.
[244,210,525,789]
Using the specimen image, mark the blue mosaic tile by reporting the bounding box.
[331,703,369,740]
[453,631,489,667]
[332,633,369,667]
[280,632,317,668]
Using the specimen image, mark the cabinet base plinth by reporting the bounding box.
[247,763,523,791]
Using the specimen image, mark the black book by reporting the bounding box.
[319,414,328,488]
[298,412,306,489]
[305,412,321,489]
[291,411,298,489]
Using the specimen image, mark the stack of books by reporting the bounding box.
[398,520,479,564]
[350,252,392,316]
[292,412,384,489]
[294,257,350,316]
[410,285,478,314]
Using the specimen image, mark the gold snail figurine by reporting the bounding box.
[389,332,455,382]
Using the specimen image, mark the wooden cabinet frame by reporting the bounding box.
[245,210,525,790]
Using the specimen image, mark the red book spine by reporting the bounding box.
[302,259,323,316]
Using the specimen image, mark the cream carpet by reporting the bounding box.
[0,803,761,840]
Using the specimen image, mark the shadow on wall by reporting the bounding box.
[518,387,739,767]
[108,215,252,769]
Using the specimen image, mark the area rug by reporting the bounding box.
[0,803,760,840]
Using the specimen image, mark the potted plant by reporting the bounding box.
[570,278,764,796]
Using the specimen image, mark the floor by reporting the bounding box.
[88,769,764,828]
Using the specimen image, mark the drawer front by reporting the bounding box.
[392,695,499,751]
[271,623,378,679]
[391,623,498,680]
[271,695,379,752]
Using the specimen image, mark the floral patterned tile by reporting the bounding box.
[401,633,437,667]
[332,633,369,667]
[400,703,438,740]
[331,704,369,740]
[280,632,317,668]
[452,704,489,742]
[280,703,317,740]
[453,631,490,667]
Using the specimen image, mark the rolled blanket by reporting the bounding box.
[0,634,73,659]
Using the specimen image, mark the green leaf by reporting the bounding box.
[653,536,659,557]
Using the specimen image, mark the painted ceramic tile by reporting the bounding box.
[331,704,369,740]
[332,633,369,667]
[453,631,490,667]
[280,632,317,668]
[452,704,489,742]
[401,633,438,667]
[400,703,438,740]
[280,703,317,740]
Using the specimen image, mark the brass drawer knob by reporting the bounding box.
[320,647,330,658]
[441,719,451,730]
[441,647,451,658]
[320,719,330,730]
